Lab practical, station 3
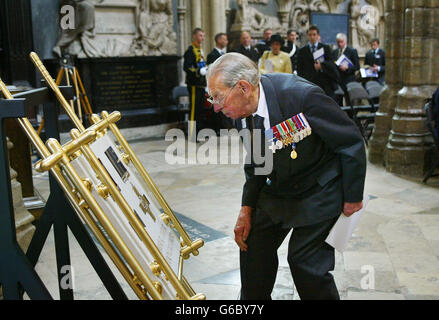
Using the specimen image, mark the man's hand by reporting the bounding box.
[314,60,322,71]
[339,64,348,72]
[372,64,379,72]
[234,206,252,251]
[343,201,363,217]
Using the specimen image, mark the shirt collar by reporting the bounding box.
[253,82,269,121]
[215,47,224,54]
[309,42,319,48]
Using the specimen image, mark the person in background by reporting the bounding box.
[207,33,231,133]
[183,28,207,139]
[364,38,385,85]
[297,25,340,100]
[282,29,299,74]
[207,33,228,65]
[333,33,360,105]
[259,34,292,75]
[255,28,272,59]
[233,31,260,63]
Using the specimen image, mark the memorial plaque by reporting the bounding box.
[92,62,156,110]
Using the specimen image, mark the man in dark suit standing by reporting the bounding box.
[206,53,366,300]
[255,28,273,59]
[364,38,385,85]
[207,33,231,132]
[282,29,299,73]
[207,33,228,65]
[232,31,260,63]
[333,33,360,105]
[297,25,340,100]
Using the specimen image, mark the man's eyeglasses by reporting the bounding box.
[207,83,237,106]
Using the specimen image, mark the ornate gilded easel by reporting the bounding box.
[0,84,127,300]
[0,51,206,300]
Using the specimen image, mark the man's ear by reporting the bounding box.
[238,80,251,96]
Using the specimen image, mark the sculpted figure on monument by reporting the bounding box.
[288,0,329,45]
[350,0,379,57]
[53,0,104,58]
[233,0,282,33]
[131,0,177,56]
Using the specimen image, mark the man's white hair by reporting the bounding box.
[336,33,347,42]
[206,52,260,89]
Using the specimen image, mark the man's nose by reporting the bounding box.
[213,104,223,113]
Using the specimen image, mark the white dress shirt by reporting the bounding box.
[241,82,270,131]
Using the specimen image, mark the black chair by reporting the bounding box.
[172,85,190,127]
[365,80,384,105]
[344,82,377,144]
[423,100,439,183]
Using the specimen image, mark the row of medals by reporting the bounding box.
[271,127,312,159]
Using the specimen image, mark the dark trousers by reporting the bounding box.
[187,86,206,138]
[240,209,340,300]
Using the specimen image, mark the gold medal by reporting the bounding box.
[291,149,298,159]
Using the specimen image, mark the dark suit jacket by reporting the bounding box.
[232,45,260,63]
[235,73,366,228]
[333,46,360,86]
[207,48,223,65]
[282,41,299,72]
[365,48,386,84]
[255,41,270,59]
[297,43,340,98]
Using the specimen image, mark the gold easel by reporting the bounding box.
[37,55,93,135]
[22,52,205,300]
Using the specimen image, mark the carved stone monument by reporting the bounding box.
[53,0,177,58]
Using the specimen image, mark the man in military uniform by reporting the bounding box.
[183,28,208,139]
[206,53,366,300]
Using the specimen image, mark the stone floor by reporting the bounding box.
[28,128,439,300]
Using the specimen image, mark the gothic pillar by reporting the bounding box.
[178,0,187,85]
[369,0,405,164]
[191,0,202,30]
[210,0,227,41]
[385,0,439,177]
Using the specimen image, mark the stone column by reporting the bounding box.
[368,0,405,164]
[178,0,187,85]
[385,0,439,177]
[210,0,226,41]
[7,138,35,252]
[191,0,202,30]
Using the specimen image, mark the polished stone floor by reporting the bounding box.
[29,128,439,300]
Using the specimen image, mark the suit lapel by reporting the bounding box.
[261,75,284,129]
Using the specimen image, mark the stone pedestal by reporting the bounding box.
[385,1,439,177]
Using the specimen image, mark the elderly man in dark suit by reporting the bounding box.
[364,38,386,85]
[206,52,366,300]
[232,31,260,63]
[333,33,360,105]
[297,25,340,100]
